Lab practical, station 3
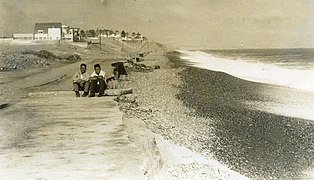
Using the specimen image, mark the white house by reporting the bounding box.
[33,23,62,40]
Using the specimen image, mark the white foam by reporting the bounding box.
[179,50,314,92]
[245,100,314,121]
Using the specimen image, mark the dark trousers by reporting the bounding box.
[73,81,90,93]
[90,79,106,95]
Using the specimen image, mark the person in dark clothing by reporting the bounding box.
[89,64,107,97]
[111,62,127,79]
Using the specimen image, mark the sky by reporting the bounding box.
[1,0,314,49]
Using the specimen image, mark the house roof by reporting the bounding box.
[34,22,62,34]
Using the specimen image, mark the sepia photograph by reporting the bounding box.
[0,0,313,179]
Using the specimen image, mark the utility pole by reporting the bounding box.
[99,32,102,50]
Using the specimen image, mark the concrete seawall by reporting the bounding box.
[0,91,161,179]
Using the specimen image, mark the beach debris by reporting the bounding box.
[130,53,146,63]
[105,88,133,96]
[32,50,60,60]
[65,53,81,61]
[0,67,17,71]
[115,94,136,103]
[0,98,10,109]
[0,102,9,109]
[126,59,153,72]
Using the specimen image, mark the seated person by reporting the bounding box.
[111,61,127,80]
[89,64,107,97]
[73,63,90,97]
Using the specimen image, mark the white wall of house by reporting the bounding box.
[34,33,48,40]
[48,28,61,40]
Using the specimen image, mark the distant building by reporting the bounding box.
[33,22,62,40]
[62,25,71,41]
[122,36,133,41]
[115,30,120,38]
[71,28,80,42]
[62,25,80,42]
[135,32,143,41]
[13,33,33,40]
[105,30,116,37]
[131,32,136,40]
[122,32,145,41]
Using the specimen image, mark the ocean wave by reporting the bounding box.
[178,50,314,92]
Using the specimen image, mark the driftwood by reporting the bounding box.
[104,88,133,96]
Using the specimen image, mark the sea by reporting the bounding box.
[180,49,314,91]
[167,49,314,179]
[178,49,314,122]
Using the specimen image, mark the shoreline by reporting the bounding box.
[117,53,250,179]
[119,52,314,179]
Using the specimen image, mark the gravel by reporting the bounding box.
[117,64,244,179]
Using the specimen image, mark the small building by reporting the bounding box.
[34,22,62,40]
[62,24,71,41]
[13,33,33,40]
[71,28,80,42]
[134,32,145,41]
[62,25,80,42]
[122,36,133,41]
[114,30,120,38]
